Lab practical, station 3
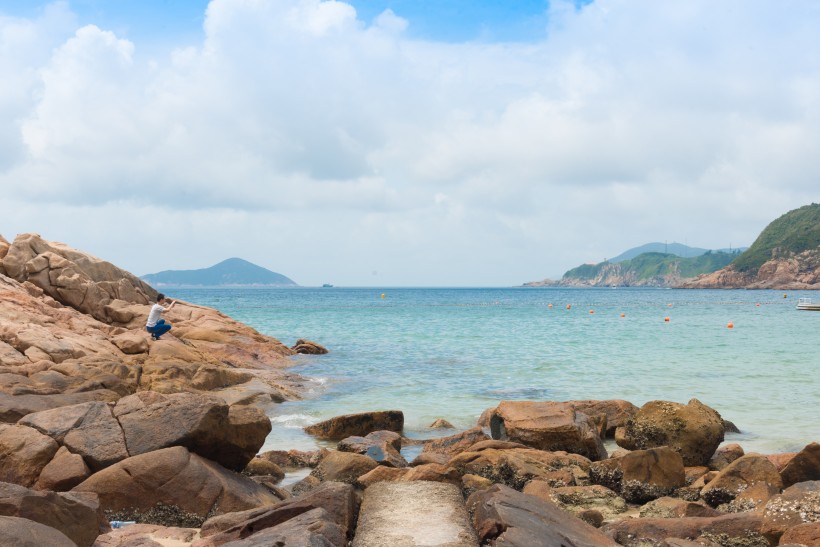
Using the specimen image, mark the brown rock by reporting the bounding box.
[620,446,686,503]
[780,442,820,488]
[93,523,201,547]
[72,446,281,517]
[722,480,781,513]
[617,399,725,466]
[290,339,329,354]
[761,480,820,543]
[111,331,149,354]
[209,507,346,546]
[0,390,119,423]
[243,458,285,482]
[311,451,379,484]
[545,484,629,521]
[410,452,449,467]
[685,466,710,485]
[779,522,820,546]
[461,473,493,497]
[0,423,59,487]
[0,515,76,547]
[304,410,403,440]
[356,466,409,488]
[402,463,461,484]
[602,512,767,546]
[450,446,591,490]
[20,401,128,471]
[701,453,783,507]
[708,443,745,471]
[0,482,107,547]
[33,446,91,491]
[639,497,720,519]
[116,392,270,470]
[421,426,490,458]
[489,400,607,461]
[468,483,619,546]
[196,481,356,546]
[429,418,455,429]
[768,452,798,472]
[566,399,640,437]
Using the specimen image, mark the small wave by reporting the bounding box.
[270,413,316,429]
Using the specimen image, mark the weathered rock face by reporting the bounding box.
[565,400,640,438]
[468,483,619,546]
[0,423,59,487]
[679,249,820,289]
[602,512,767,547]
[304,410,404,440]
[780,442,820,487]
[421,426,490,459]
[619,446,686,503]
[93,523,201,547]
[489,400,607,461]
[760,480,820,543]
[0,481,107,547]
[72,446,281,517]
[524,482,628,522]
[311,451,380,485]
[0,515,76,547]
[1,233,156,323]
[338,430,407,468]
[33,445,91,491]
[290,339,329,355]
[617,399,724,466]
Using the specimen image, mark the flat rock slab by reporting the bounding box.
[353,482,478,547]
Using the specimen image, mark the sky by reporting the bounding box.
[0,1,818,286]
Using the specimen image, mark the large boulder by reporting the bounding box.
[700,453,783,507]
[0,424,59,487]
[311,451,380,484]
[0,482,107,547]
[72,446,281,518]
[19,401,128,471]
[619,446,686,503]
[489,401,607,461]
[304,410,404,440]
[468,483,619,546]
[421,426,490,458]
[0,390,120,423]
[33,446,91,491]
[523,482,629,522]
[779,442,820,487]
[0,516,76,547]
[93,523,201,547]
[616,399,724,466]
[760,480,820,543]
[115,392,271,470]
[338,430,407,467]
[195,481,357,546]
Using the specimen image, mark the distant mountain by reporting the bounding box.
[681,203,820,289]
[608,242,745,263]
[142,258,298,287]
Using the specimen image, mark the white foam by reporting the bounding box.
[270,413,316,429]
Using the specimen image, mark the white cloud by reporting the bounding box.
[1,0,819,285]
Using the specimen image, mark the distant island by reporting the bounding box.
[525,203,820,289]
[141,257,298,287]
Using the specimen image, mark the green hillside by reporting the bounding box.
[731,203,820,273]
[142,258,297,286]
[563,251,737,283]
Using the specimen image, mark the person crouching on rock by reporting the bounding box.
[146,293,176,341]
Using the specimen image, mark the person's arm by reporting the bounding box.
[168,300,177,310]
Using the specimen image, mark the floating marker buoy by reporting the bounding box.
[667,303,673,307]
[566,304,571,310]
[664,316,670,322]
[589,310,594,314]
[620,313,625,318]
[756,303,760,307]
[727,322,734,329]
[784,294,788,299]
[381,293,385,299]
[548,303,553,308]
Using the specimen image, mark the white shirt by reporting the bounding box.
[146,303,166,327]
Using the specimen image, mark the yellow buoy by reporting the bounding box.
[381,293,385,299]
[784,294,788,298]
[727,322,734,329]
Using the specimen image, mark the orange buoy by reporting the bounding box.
[548,303,553,309]
[620,313,625,318]
[755,303,760,307]
[667,303,673,307]
[664,316,670,322]
[566,304,571,310]
[727,322,734,329]
[589,310,594,314]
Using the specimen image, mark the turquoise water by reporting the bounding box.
[173,288,819,455]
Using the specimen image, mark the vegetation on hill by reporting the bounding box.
[142,257,297,286]
[562,251,737,284]
[731,203,820,273]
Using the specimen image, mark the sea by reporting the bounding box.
[172,287,819,459]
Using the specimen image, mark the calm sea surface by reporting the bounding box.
[173,287,819,455]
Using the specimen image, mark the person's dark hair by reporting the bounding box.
[156,293,165,302]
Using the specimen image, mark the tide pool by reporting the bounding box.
[173,287,820,455]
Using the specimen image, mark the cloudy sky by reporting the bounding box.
[1,1,818,286]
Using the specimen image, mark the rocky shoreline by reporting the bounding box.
[1,234,818,546]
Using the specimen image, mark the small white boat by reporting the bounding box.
[797,297,820,311]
